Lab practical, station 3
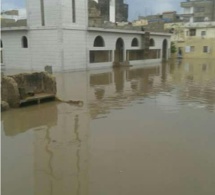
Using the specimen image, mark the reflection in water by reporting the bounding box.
[2,59,215,195]
[45,128,54,195]
[74,115,81,195]
[114,68,124,93]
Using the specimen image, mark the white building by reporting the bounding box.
[1,0,171,72]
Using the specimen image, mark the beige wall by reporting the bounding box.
[177,38,215,59]
[165,22,215,59]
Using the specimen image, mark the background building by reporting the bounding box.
[181,0,215,22]
[97,0,128,22]
[165,22,215,59]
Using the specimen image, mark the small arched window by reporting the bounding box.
[131,38,138,47]
[22,36,28,48]
[0,40,3,48]
[150,38,155,47]
[94,36,105,47]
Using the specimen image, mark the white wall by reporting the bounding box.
[62,30,88,70]
[88,31,142,51]
[27,0,87,28]
[109,0,116,23]
[27,0,61,27]
[87,31,170,69]
[1,31,31,69]
[62,0,88,27]
[29,29,61,71]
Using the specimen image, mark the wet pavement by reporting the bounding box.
[1,59,215,195]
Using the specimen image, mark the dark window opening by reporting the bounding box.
[131,38,139,47]
[201,31,206,36]
[40,0,45,26]
[22,36,28,48]
[0,40,3,63]
[195,7,205,12]
[127,50,144,61]
[94,36,105,47]
[189,29,196,36]
[72,0,76,23]
[90,50,112,63]
[148,49,161,59]
[203,46,209,53]
[150,39,155,47]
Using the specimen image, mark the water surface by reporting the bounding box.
[2,60,215,195]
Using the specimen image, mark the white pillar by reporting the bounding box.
[109,0,116,23]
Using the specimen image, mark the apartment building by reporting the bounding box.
[165,22,215,59]
[181,0,215,22]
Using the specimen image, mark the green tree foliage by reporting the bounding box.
[171,42,177,54]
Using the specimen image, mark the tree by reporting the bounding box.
[171,42,177,54]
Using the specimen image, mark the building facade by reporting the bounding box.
[1,0,170,72]
[181,0,215,22]
[165,22,215,59]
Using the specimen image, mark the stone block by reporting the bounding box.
[1,76,20,108]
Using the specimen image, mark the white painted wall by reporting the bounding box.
[62,30,88,70]
[1,31,31,69]
[27,0,88,28]
[88,31,142,51]
[27,0,61,27]
[29,29,61,71]
[88,30,170,69]
[109,0,116,23]
[62,0,88,27]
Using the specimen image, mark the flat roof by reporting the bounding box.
[88,27,171,36]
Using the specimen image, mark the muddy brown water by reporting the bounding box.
[1,60,215,195]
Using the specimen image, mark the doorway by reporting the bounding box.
[162,39,168,60]
[115,38,124,63]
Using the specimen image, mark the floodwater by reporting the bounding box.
[1,59,215,195]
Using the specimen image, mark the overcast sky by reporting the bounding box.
[1,0,183,21]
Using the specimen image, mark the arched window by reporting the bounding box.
[94,36,105,47]
[0,40,3,48]
[22,36,28,48]
[131,38,138,47]
[150,38,155,47]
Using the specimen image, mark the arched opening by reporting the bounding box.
[0,40,3,48]
[131,38,138,47]
[115,38,124,62]
[94,36,105,47]
[162,39,168,60]
[22,36,28,48]
[150,38,155,47]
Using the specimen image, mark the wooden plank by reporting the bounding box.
[20,93,55,104]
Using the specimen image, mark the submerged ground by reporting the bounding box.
[1,59,215,195]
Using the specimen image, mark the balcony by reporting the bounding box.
[181,1,193,7]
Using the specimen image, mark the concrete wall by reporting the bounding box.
[27,0,61,27]
[1,29,170,71]
[62,0,88,27]
[63,30,88,70]
[184,27,215,39]
[29,29,61,71]
[177,38,215,59]
[27,0,88,28]
[1,30,31,69]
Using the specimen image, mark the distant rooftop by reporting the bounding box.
[1,18,27,28]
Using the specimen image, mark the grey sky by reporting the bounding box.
[1,0,183,21]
